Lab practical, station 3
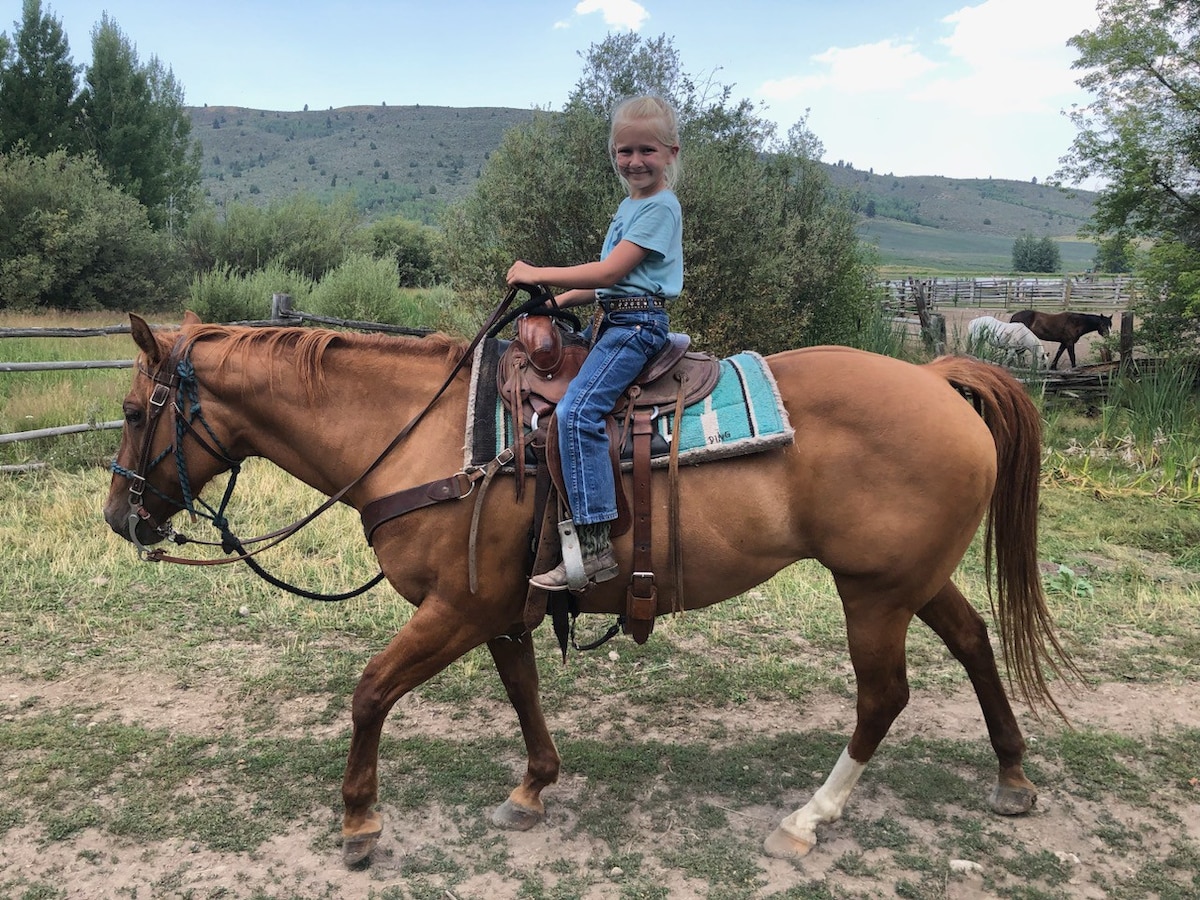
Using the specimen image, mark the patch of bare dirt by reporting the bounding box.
[3,663,1200,899]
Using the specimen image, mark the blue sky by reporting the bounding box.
[31,0,1100,182]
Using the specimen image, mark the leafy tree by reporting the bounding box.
[0,34,9,145]
[439,105,615,298]
[1012,234,1062,272]
[1060,0,1200,352]
[1060,0,1200,245]
[80,14,201,231]
[442,33,876,356]
[0,0,83,155]
[0,148,184,309]
[364,214,442,287]
[1093,231,1133,273]
[1059,0,1200,348]
[1133,239,1200,352]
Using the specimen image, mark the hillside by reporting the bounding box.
[187,104,1099,270]
[188,104,538,224]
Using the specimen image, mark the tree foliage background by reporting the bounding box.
[441,33,878,356]
[1059,0,1200,355]
[1011,234,1063,273]
[0,0,198,308]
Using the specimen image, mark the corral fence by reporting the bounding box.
[0,284,1159,467]
[0,294,431,464]
[882,275,1136,363]
[880,274,1135,314]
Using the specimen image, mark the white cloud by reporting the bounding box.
[915,0,1100,113]
[751,0,1102,178]
[573,0,650,31]
[760,40,937,101]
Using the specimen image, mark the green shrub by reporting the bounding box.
[363,215,443,287]
[188,263,313,322]
[309,253,402,323]
[0,149,186,310]
[183,194,366,281]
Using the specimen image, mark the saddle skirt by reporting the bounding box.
[465,319,794,474]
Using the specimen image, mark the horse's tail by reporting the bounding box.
[926,355,1080,718]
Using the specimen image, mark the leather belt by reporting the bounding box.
[599,295,666,313]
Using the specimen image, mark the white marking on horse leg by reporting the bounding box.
[776,746,866,846]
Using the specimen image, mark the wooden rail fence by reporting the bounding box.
[0,295,433,452]
[881,275,1134,314]
[0,285,1151,460]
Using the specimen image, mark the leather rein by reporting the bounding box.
[111,287,553,600]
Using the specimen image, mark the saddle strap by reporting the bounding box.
[669,373,687,614]
[624,404,657,645]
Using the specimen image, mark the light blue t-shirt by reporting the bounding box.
[595,189,683,300]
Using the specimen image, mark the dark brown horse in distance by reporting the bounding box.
[1009,310,1113,370]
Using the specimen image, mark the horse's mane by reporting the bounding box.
[169,323,469,401]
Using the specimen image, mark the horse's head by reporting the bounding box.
[103,311,241,550]
[1098,314,1113,337]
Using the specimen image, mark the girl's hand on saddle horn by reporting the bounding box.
[506,260,541,288]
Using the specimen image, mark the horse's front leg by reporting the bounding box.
[1051,344,1069,370]
[487,631,561,830]
[341,599,492,866]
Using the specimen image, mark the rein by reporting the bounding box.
[113,286,554,599]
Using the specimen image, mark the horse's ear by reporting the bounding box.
[129,314,161,365]
[182,310,203,326]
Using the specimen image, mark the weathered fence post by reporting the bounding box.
[1119,311,1135,369]
[911,280,945,353]
[271,293,293,321]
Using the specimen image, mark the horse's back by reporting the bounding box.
[765,347,997,525]
[766,347,995,453]
[1009,309,1037,329]
[578,346,1001,619]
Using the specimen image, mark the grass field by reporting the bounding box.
[1,313,1198,899]
[860,219,1097,274]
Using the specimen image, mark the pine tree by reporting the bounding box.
[80,14,201,231]
[0,0,83,155]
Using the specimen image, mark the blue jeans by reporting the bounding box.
[558,308,670,525]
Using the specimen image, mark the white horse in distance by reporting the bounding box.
[967,316,1049,369]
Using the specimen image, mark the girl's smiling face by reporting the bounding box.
[612,121,679,199]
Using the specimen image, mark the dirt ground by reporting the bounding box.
[2,666,1198,900]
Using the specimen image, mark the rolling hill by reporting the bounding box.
[187,104,1099,272]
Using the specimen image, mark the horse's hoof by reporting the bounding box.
[342,829,381,868]
[491,798,544,831]
[989,782,1037,816]
[763,826,814,860]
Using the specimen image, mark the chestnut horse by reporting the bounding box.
[103,312,1075,866]
[1009,309,1113,370]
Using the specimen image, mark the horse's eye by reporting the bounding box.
[123,405,144,426]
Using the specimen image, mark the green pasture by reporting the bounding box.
[861,219,1097,275]
[1,312,1198,899]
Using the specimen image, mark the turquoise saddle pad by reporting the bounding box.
[465,341,794,471]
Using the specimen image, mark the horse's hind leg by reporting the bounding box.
[916,579,1037,815]
[486,631,561,831]
[765,585,914,860]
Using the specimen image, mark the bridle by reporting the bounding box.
[109,286,557,598]
[111,337,249,561]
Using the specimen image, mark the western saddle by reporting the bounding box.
[497,313,721,645]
